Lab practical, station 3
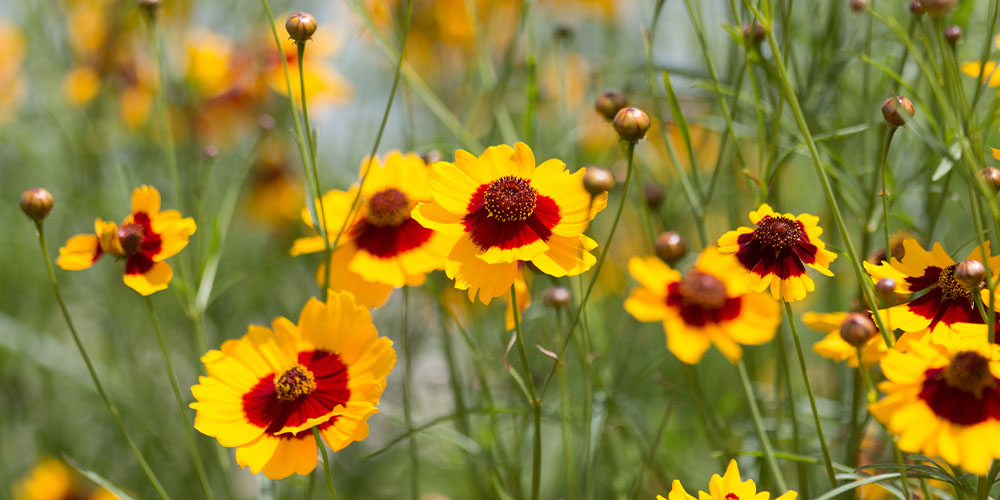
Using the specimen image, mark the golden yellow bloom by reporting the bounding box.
[13,457,119,500]
[659,459,797,500]
[804,310,902,367]
[961,34,1000,87]
[263,20,351,108]
[0,20,25,124]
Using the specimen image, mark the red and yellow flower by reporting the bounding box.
[804,310,904,367]
[659,458,797,500]
[624,247,781,364]
[56,186,195,296]
[413,142,607,304]
[190,291,395,479]
[291,152,456,308]
[870,337,1000,474]
[864,238,1000,345]
[718,203,837,302]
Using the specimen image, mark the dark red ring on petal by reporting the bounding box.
[734,222,817,279]
[665,281,742,327]
[349,217,434,259]
[123,212,163,275]
[462,181,561,251]
[919,366,1000,425]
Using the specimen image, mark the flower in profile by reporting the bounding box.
[870,337,1000,474]
[961,34,1000,87]
[864,238,1000,344]
[190,291,396,479]
[624,247,781,364]
[659,458,797,500]
[718,203,838,302]
[805,310,903,367]
[412,142,607,304]
[291,152,456,307]
[13,457,118,500]
[56,186,195,296]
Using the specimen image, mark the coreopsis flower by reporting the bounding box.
[870,338,1000,474]
[262,20,351,108]
[56,185,196,296]
[246,135,304,229]
[412,142,607,304]
[13,458,118,500]
[961,34,1000,87]
[659,458,797,500]
[718,203,838,302]
[864,238,1000,344]
[804,310,904,367]
[190,291,396,479]
[291,152,456,307]
[624,247,781,364]
[0,20,25,124]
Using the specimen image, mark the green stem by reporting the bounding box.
[510,284,542,500]
[313,427,339,500]
[628,397,675,500]
[879,126,898,252]
[144,296,213,500]
[783,301,837,490]
[144,12,181,208]
[736,359,788,492]
[555,308,577,500]
[33,222,171,500]
[401,286,419,500]
[778,325,808,496]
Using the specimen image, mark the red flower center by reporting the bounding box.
[118,223,145,256]
[753,215,802,249]
[484,176,537,222]
[942,351,996,397]
[677,271,728,309]
[273,364,316,401]
[937,263,973,300]
[726,494,740,500]
[919,350,1000,425]
[366,188,412,228]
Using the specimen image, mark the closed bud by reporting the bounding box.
[595,90,627,121]
[850,0,868,13]
[203,145,218,159]
[613,107,651,142]
[875,278,897,300]
[553,25,574,41]
[582,166,615,196]
[286,12,318,42]
[422,150,443,165]
[742,23,766,45]
[654,231,687,263]
[881,96,914,127]
[955,260,986,289]
[909,0,925,15]
[20,188,54,221]
[944,25,962,45]
[543,286,572,308]
[840,312,877,347]
[982,167,1000,191]
[921,0,957,15]
[137,0,160,16]
[643,183,665,207]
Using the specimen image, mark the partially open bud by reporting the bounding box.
[582,166,615,196]
[944,25,963,45]
[921,0,957,15]
[909,0,925,15]
[654,231,687,263]
[742,23,766,45]
[875,278,897,301]
[850,0,869,13]
[955,260,987,289]
[643,183,665,207]
[881,96,914,127]
[543,286,572,308]
[20,188,54,221]
[982,167,1000,191]
[840,313,877,347]
[613,107,651,142]
[595,91,627,121]
[286,12,318,42]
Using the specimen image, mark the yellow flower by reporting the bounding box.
[412,142,607,304]
[190,291,396,479]
[659,458,797,500]
[624,247,781,364]
[56,185,196,296]
[13,457,119,500]
[263,20,351,108]
[870,337,1000,475]
[718,203,837,302]
[0,20,25,124]
[961,34,1000,87]
[804,310,903,367]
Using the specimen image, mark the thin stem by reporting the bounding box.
[628,397,675,500]
[880,127,898,253]
[401,286,419,500]
[33,222,171,500]
[783,302,837,490]
[510,284,542,500]
[144,12,181,208]
[555,308,577,500]
[144,296,214,500]
[777,324,808,496]
[737,359,788,492]
[313,427,339,500]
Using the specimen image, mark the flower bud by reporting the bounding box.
[955,260,987,289]
[137,0,160,16]
[543,286,572,308]
[840,313,877,347]
[654,231,686,263]
[909,0,925,15]
[982,167,1000,191]
[881,96,914,127]
[286,12,317,42]
[582,166,615,196]
[20,188,54,221]
[595,90,627,122]
[850,0,868,13]
[553,25,574,41]
[921,0,957,15]
[422,150,443,165]
[875,278,897,301]
[742,23,766,45]
[944,25,962,45]
[203,145,219,159]
[613,107,651,142]
[643,183,665,207]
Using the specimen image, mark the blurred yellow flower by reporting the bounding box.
[659,458,797,500]
[0,20,25,124]
[961,34,1000,87]
[263,20,351,108]
[13,457,119,500]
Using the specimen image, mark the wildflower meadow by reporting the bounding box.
[8,0,1000,499]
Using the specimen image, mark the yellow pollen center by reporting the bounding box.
[273,364,316,401]
[942,351,996,398]
[484,176,537,222]
[117,223,145,256]
[366,188,412,227]
[677,270,728,309]
[753,216,801,250]
[937,264,973,300]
